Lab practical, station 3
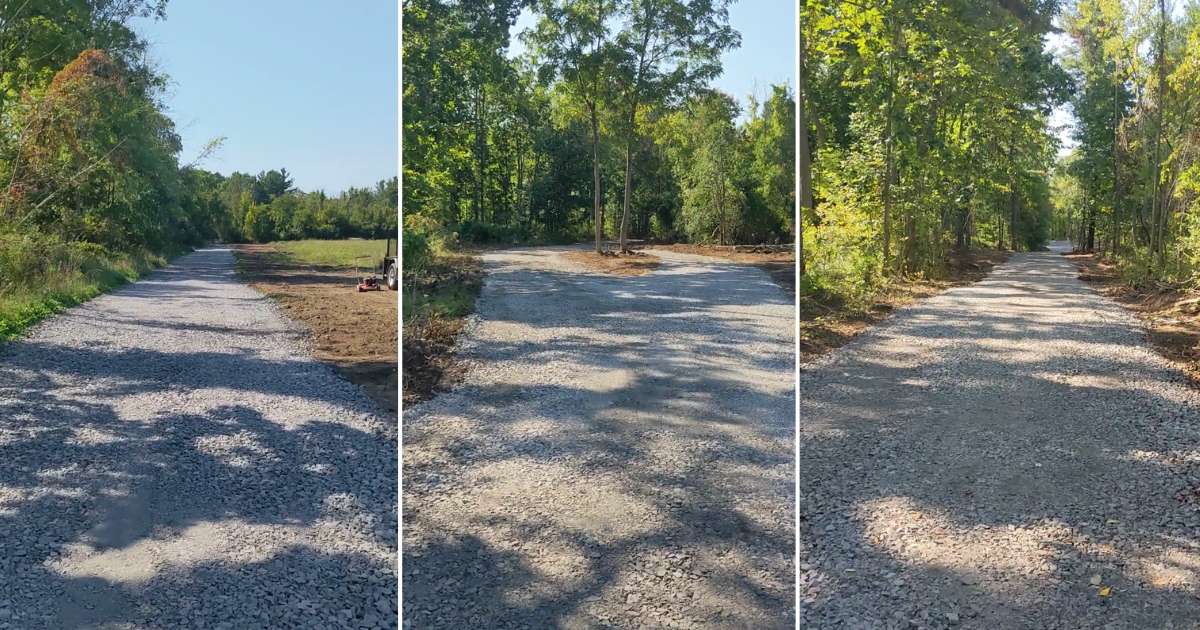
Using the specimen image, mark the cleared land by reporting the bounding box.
[236,239,398,415]
[651,243,795,295]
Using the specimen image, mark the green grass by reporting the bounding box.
[269,239,394,268]
[0,246,165,342]
[401,253,482,325]
[403,281,478,324]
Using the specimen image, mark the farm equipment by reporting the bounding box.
[355,238,398,292]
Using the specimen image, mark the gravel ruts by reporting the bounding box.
[800,242,1200,628]
[0,248,397,629]
[403,245,796,629]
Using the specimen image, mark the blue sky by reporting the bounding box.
[133,2,398,195]
[509,0,796,121]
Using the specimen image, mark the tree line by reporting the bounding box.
[0,0,397,288]
[799,0,1067,298]
[1055,0,1200,284]
[403,0,796,253]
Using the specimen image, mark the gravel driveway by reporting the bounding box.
[0,248,397,629]
[800,242,1200,628]
[403,246,795,628]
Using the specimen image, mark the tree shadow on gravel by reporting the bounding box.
[799,252,1200,628]
[0,357,396,628]
[403,251,795,628]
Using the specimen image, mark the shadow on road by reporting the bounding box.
[799,251,1200,627]
[404,249,795,628]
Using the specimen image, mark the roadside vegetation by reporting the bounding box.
[0,2,397,343]
[0,234,169,341]
[401,225,482,405]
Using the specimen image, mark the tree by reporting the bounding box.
[612,0,739,251]
[528,0,618,252]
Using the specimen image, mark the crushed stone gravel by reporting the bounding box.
[403,245,795,629]
[800,242,1200,629]
[0,248,397,629]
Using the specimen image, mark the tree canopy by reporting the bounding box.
[402,0,795,249]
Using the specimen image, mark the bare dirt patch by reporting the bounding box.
[652,243,795,295]
[561,250,661,276]
[1066,252,1200,384]
[234,243,398,415]
[800,248,1009,361]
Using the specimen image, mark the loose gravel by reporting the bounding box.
[403,245,795,629]
[800,242,1200,628]
[0,248,397,629]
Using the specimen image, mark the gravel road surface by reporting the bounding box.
[0,248,397,629]
[800,242,1200,628]
[403,246,795,628]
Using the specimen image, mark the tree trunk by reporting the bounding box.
[590,102,603,253]
[619,21,651,254]
[619,109,635,252]
[473,85,484,223]
[797,21,811,275]
[881,19,900,274]
[1149,0,1167,264]
[1086,205,1096,251]
[1112,65,1122,257]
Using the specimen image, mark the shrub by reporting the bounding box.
[403,230,430,275]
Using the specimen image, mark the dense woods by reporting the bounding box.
[402,0,796,257]
[800,0,1200,301]
[0,1,396,336]
[1055,0,1200,284]
[799,0,1068,300]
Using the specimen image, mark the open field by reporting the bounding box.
[235,240,398,415]
[266,239,394,268]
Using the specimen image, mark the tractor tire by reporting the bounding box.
[386,263,398,291]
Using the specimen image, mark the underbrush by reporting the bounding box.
[401,249,483,404]
[0,233,168,341]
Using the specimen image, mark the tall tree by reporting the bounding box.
[529,0,617,252]
[612,0,739,251]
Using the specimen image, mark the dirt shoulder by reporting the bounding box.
[234,244,398,415]
[800,249,1009,362]
[402,252,483,407]
[561,250,660,275]
[1065,252,1200,384]
[650,243,795,295]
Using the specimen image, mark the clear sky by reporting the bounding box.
[508,0,795,121]
[133,1,398,195]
